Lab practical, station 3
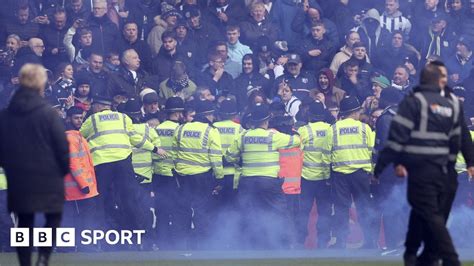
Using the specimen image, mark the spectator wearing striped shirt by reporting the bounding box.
[380,0,412,40]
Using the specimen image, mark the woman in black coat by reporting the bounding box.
[0,64,69,266]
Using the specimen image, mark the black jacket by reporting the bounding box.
[12,47,42,76]
[108,66,149,98]
[196,67,234,97]
[40,25,69,70]
[118,38,153,73]
[87,15,120,54]
[76,68,110,97]
[233,71,271,110]
[0,88,69,213]
[151,48,190,83]
[375,85,474,175]
[300,35,335,73]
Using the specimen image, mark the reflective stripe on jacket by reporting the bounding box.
[80,110,155,166]
[154,120,179,177]
[132,123,161,183]
[322,118,374,174]
[172,121,224,178]
[225,128,301,178]
[65,130,98,201]
[279,147,303,194]
[298,122,331,180]
[213,120,244,177]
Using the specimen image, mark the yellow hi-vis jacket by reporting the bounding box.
[322,118,374,174]
[80,110,156,166]
[132,123,161,183]
[154,120,180,177]
[213,120,244,177]
[298,121,331,180]
[0,167,6,190]
[172,121,224,178]
[455,130,474,173]
[225,128,301,178]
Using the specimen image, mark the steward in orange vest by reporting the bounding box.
[269,115,303,247]
[62,107,98,247]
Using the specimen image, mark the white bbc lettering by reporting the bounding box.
[80,230,145,245]
[56,228,75,247]
[33,228,52,247]
[10,228,29,247]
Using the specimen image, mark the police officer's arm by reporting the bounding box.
[366,126,376,173]
[374,96,419,176]
[125,115,155,152]
[225,132,242,163]
[274,131,301,150]
[149,127,163,162]
[208,128,224,179]
[321,126,333,167]
[297,126,309,150]
[79,116,93,139]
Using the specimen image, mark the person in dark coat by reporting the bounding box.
[196,52,234,97]
[299,21,335,74]
[239,1,280,51]
[375,31,419,78]
[108,49,149,98]
[86,0,120,55]
[204,0,246,35]
[233,54,271,110]
[0,63,69,266]
[151,31,190,82]
[40,8,69,71]
[76,52,110,97]
[118,21,153,73]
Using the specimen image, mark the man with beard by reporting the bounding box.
[234,54,271,109]
[152,31,189,82]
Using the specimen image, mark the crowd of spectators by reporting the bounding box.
[1,0,474,127]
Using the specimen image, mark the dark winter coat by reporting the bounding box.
[12,47,42,76]
[87,15,120,54]
[76,68,110,97]
[40,25,69,70]
[196,67,234,96]
[204,3,246,35]
[300,35,335,73]
[0,88,69,213]
[233,71,271,110]
[151,48,190,83]
[108,66,149,98]
[240,18,280,50]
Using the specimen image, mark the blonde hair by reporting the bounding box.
[19,64,48,92]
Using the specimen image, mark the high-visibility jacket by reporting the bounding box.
[64,130,98,201]
[154,120,180,177]
[322,118,374,174]
[298,121,331,180]
[279,146,303,194]
[455,130,474,173]
[172,121,224,178]
[0,167,6,190]
[213,120,244,177]
[226,128,301,178]
[132,123,161,183]
[80,110,156,166]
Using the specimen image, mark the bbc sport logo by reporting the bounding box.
[10,228,145,247]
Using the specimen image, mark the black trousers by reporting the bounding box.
[0,190,13,250]
[332,169,375,248]
[404,164,460,266]
[154,174,180,249]
[297,178,332,248]
[94,156,148,233]
[62,197,97,250]
[174,171,216,250]
[238,176,290,249]
[16,212,62,266]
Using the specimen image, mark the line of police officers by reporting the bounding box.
[1,61,473,260]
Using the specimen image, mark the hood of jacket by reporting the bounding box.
[8,87,48,114]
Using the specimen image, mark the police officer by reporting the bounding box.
[213,98,243,208]
[372,88,407,251]
[0,167,12,252]
[80,95,165,236]
[225,103,301,249]
[375,63,474,266]
[119,98,162,250]
[172,99,224,249]
[321,96,375,249]
[297,101,332,248]
[154,96,185,250]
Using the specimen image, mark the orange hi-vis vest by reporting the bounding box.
[278,146,303,195]
[65,130,98,201]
